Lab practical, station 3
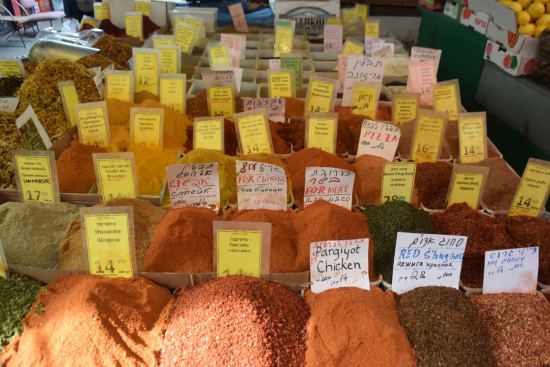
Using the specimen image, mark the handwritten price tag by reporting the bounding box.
[305,78,337,114]
[351,83,379,118]
[357,120,400,161]
[381,162,416,204]
[433,80,461,121]
[193,117,224,151]
[458,112,487,163]
[207,86,235,117]
[310,238,370,293]
[93,153,138,202]
[324,24,343,53]
[410,110,447,163]
[166,163,220,211]
[392,92,419,124]
[304,167,355,210]
[342,56,384,106]
[236,160,287,211]
[509,158,550,217]
[392,232,467,294]
[483,247,539,294]
[0,97,19,113]
[13,150,59,203]
[228,2,248,32]
[408,60,437,106]
[160,74,186,113]
[242,97,285,123]
[234,110,273,154]
[133,48,160,96]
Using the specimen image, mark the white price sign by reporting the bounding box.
[304,167,355,210]
[483,246,539,294]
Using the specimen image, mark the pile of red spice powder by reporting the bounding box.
[305,287,417,367]
[0,274,173,367]
[56,140,105,193]
[414,162,453,209]
[160,276,309,367]
[285,148,361,208]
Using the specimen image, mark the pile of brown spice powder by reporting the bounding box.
[354,155,386,206]
[397,286,496,367]
[414,162,453,209]
[56,139,106,193]
[160,276,309,367]
[470,293,550,367]
[478,158,520,212]
[305,287,417,367]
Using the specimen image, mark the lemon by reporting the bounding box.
[528,2,546,18]
[508,1,524,12]
[518,0,532,9]
[535,24,548,36]
[537,13,550,24]
[518,23,536,35]
[517,10,532,24]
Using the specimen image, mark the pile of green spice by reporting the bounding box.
[363,200,434,282]
[0,275,43,349]
[471,293,550,367]
[397,286,496,367]
[0,77,23,96]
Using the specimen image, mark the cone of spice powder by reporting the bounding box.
[305,287,417,367]
[0,274,173,367]
[397,286,496,367]
[160,276,309,367]
[56,139,106,193]
[477,158,520,212]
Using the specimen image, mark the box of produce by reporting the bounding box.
[460,7,491,34]
[484,39,536,75]
[486,20,539,55]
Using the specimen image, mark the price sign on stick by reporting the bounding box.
[324,24,343,53]
[447,164,490,209]
[207,86,235,117]
[160,74,186,113]
[392,92,420,125]
[509,158,550,217]
[433,79,461,121]
[392,232,467,294]
[93,153,138,202]
[193,117,224,151]
[133,48,160,96]
[228,2,249,32]
[75,102,111,148]
[380,162,416,204]
[458,112,487,164]
[236,160,287,211]
[410,109,447,163]
[304,167,355,210]
[483,246,539,294]
[13,150,59,203]
[356,120,400,161]
[166,163,220,211]
[234,109,273,155]
[105,70,134,103]
[305,113,338,153]
[125,12,143,40]
[305,77,337,115]
[130,107,164,149]
[242,97,285,123]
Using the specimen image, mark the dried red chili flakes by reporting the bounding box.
[414,162,453,209]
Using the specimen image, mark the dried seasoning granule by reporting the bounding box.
[305,287,417,367]
[397,286,497,367]
[363,200,434,283]
[414,162,453,209]
[56,139,106,193]
[0,274,173,367]
[161,276,309,367]
[93,35,133,65]
[0,202,79,268]
[470,293,550,367]
[76,53,126,70]
[0,275,43,350]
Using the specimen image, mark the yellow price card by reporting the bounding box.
[268,69,295,98]
[159,74,186,113]
[152,34,175,48]
[93,152,138,201]
[381,162,416,204]
[81,207,136,278]
[134,0,150,16]
[342,39,364,55]
[105,70,134,103]
[207,86,235,117]
[351,83,379,119]
[305,77,337,115]
[458,112,487,163]
[58,81,80,127]
[130,107,164,148]
[364,20,380,39]
[208,43,231,70]
[93,2,109,20]
[234,109,273,154]
[305,113,338,153]
[447,165,489,209]
[0,59,24,78]
[392,92,419,124]
[410,109,447,163]
[214,221,271,278]
[158,45,181,75]
[181,16,204,29]
[175,23,198,54]
[356,4,368,20]
[194,116,224,151]
[509,158,550,217]
[280,53,303,91]
[326,17,342,25]
[133,48,160,96]
[125,12,143,40]
[75,101,111,147]
[433,79,461,121]
[341,8,357,26]
[13,150,59,203]
[274,19,294,57]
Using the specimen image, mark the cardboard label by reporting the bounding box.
[305,113,337,153]
[193,117,224,151]
[483,246,539,294]
[130,107,163,148]
[58,81,80,127]
[342,56,384,106]
[242,97,285,123]
[0,59,24,78]
[509,159,550,217]
[134,0,150,16]
[411,46,442,75]
[93,2,109,20]
[274,19,294,57]
[234,110,273,155]
[351,83,379,119]
[408,60,437,106]
[458,112,487,163]
[228,2,248,32]
[0,97,19,113]
[324,24,343,53]
[268,70,294,98]
[105,70,134,103]
[166,163,220,210]
[207,86,235,117]
[364,20,380,39]
[208,43,232,70]
[81,207,135,278]
[305,78,336,114]
[392,93,419,124]
[13,150,59,203]
[410,111,447,163]
[342,39,364,56]
[159,74,186,113]
[447,165,489,209]
[175,23,197,54]
[125,12,143,40]
[75,102,110,147]
[310,238,370,293]
[281,54,302,91]
[381,162,416,204]
[392,232,467,294]
[158,46,181,75]
[304,167,355,210]
[133,48,159,96]
[236,160,287,211]
[15,106,52,150]
[152,35,175,48]
[357,120,400,161]
[434,80,461,121]
[93,153,138,201]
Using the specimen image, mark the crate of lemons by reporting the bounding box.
[500,0,550,37]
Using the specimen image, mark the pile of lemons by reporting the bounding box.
[500,0,550,37]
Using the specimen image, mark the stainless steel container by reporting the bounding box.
[29,39,99,64]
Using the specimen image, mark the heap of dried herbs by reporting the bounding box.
[93,36,133,66]
[76,54,126,71]
[0,112,23,189]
